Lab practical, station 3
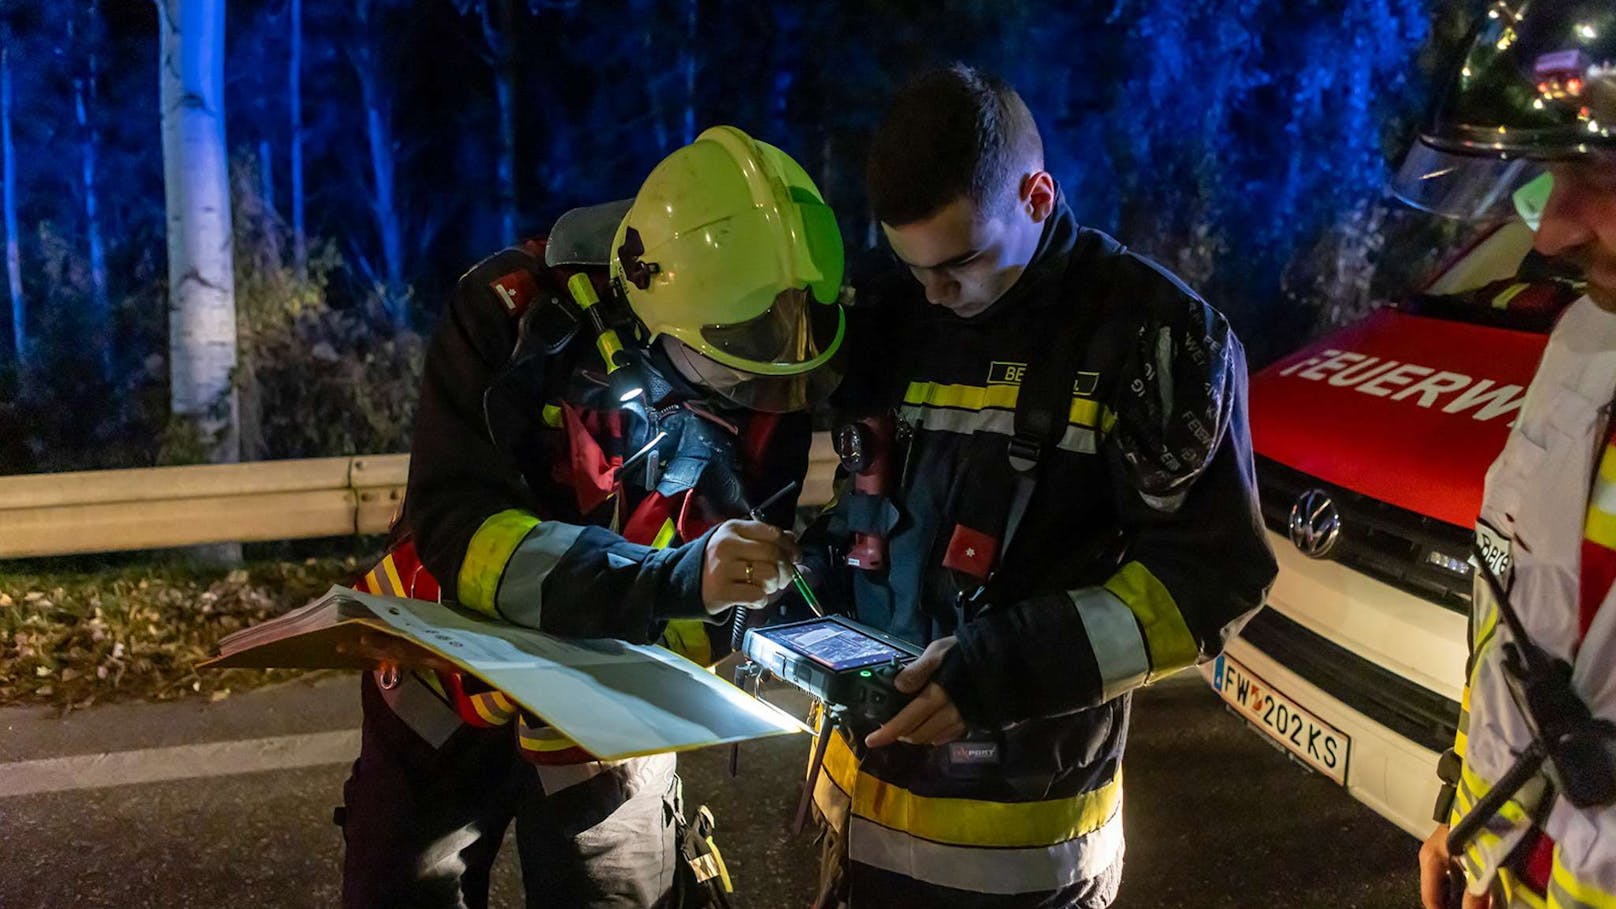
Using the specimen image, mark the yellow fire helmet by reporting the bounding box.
[611,126,846,412]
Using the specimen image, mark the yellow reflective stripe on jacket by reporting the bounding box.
[820,730,1121,848]
[518,720,584,753]
[905,381,1020,413]
[1456,683,1472,760]
[1498,869,1550,909]
[365,553,408,598]
[1068,397,1103,429]
[1103,561,1197,680]
[903,381,1111,429]
[660,620,714,667]
[644,518,717,668]
[1452,760,1541,885]
[1549,849,1616,909]
[457,509,542,617]
[468,689,518,726]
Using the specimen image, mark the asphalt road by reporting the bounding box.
[0,673,1420,908]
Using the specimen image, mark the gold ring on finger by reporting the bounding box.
[744,561,754,583]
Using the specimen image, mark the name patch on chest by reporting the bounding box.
[984,361,1101,396]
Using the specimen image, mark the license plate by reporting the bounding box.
[1211,654,1351,785]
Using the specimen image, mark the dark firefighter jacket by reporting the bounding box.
[808,194,1278,900]
[401,237,810,663]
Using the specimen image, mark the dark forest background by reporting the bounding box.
[0,0,1479,475]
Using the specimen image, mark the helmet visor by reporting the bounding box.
[1391,140,1549,222]
[698,287,845,375]
[664,335,846,413]
[1423,0,1615,159]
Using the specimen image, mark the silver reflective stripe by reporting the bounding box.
[1546,866,1611,909]
[494,522,587,628]
[1057,424,1099,454]
[900,405,1015,437]
[902,406,1099,454]
[1069,587,1150,702]
[377,671,462,749]
[845,800,1124,895]
[1139,489,1186,513]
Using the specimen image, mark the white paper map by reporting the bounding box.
[209,586,806,760]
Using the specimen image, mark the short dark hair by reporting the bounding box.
[866,64,1044,227]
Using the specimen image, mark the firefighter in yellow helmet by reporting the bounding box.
[338,127,844,908]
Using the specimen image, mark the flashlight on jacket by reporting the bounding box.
[566,273,643,403]
[836,414,895,571]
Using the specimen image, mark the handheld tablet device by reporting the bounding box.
[741,616,922,729]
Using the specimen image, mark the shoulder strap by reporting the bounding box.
[998,231,1127,570]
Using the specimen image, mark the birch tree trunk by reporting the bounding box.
[3,45,25,374]
[289,0,306,281]
[352,0,407,328]
[76,4,111,379]
[156,0,239,465]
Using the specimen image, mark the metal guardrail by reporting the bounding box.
[0,433,838,559]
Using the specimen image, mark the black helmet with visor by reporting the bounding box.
[1393,0,1615,223]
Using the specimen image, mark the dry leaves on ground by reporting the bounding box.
[0,557,371,710]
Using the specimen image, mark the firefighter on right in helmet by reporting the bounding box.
[1407,2,1616,907]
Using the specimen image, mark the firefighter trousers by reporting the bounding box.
[339,673,678,909]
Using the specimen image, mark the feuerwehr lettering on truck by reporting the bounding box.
[1277,349,1525,423]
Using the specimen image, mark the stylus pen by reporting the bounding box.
[745,481,823,617]
[731,482,823,653]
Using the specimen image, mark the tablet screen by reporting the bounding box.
[765,620,909,671]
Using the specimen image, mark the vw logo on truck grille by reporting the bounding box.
[1288,489,1341,558]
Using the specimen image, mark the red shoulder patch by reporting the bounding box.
[489,268,539,319]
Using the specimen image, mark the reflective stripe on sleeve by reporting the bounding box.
[466,690,518,726]
[457,509,543,617]
[1478,866,1551,909]
[1069,586,1150,702]
[1548,850,1616,909]
[1452,760,1545,888]
[491,522,587,629]
[1103,561,1198,680]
